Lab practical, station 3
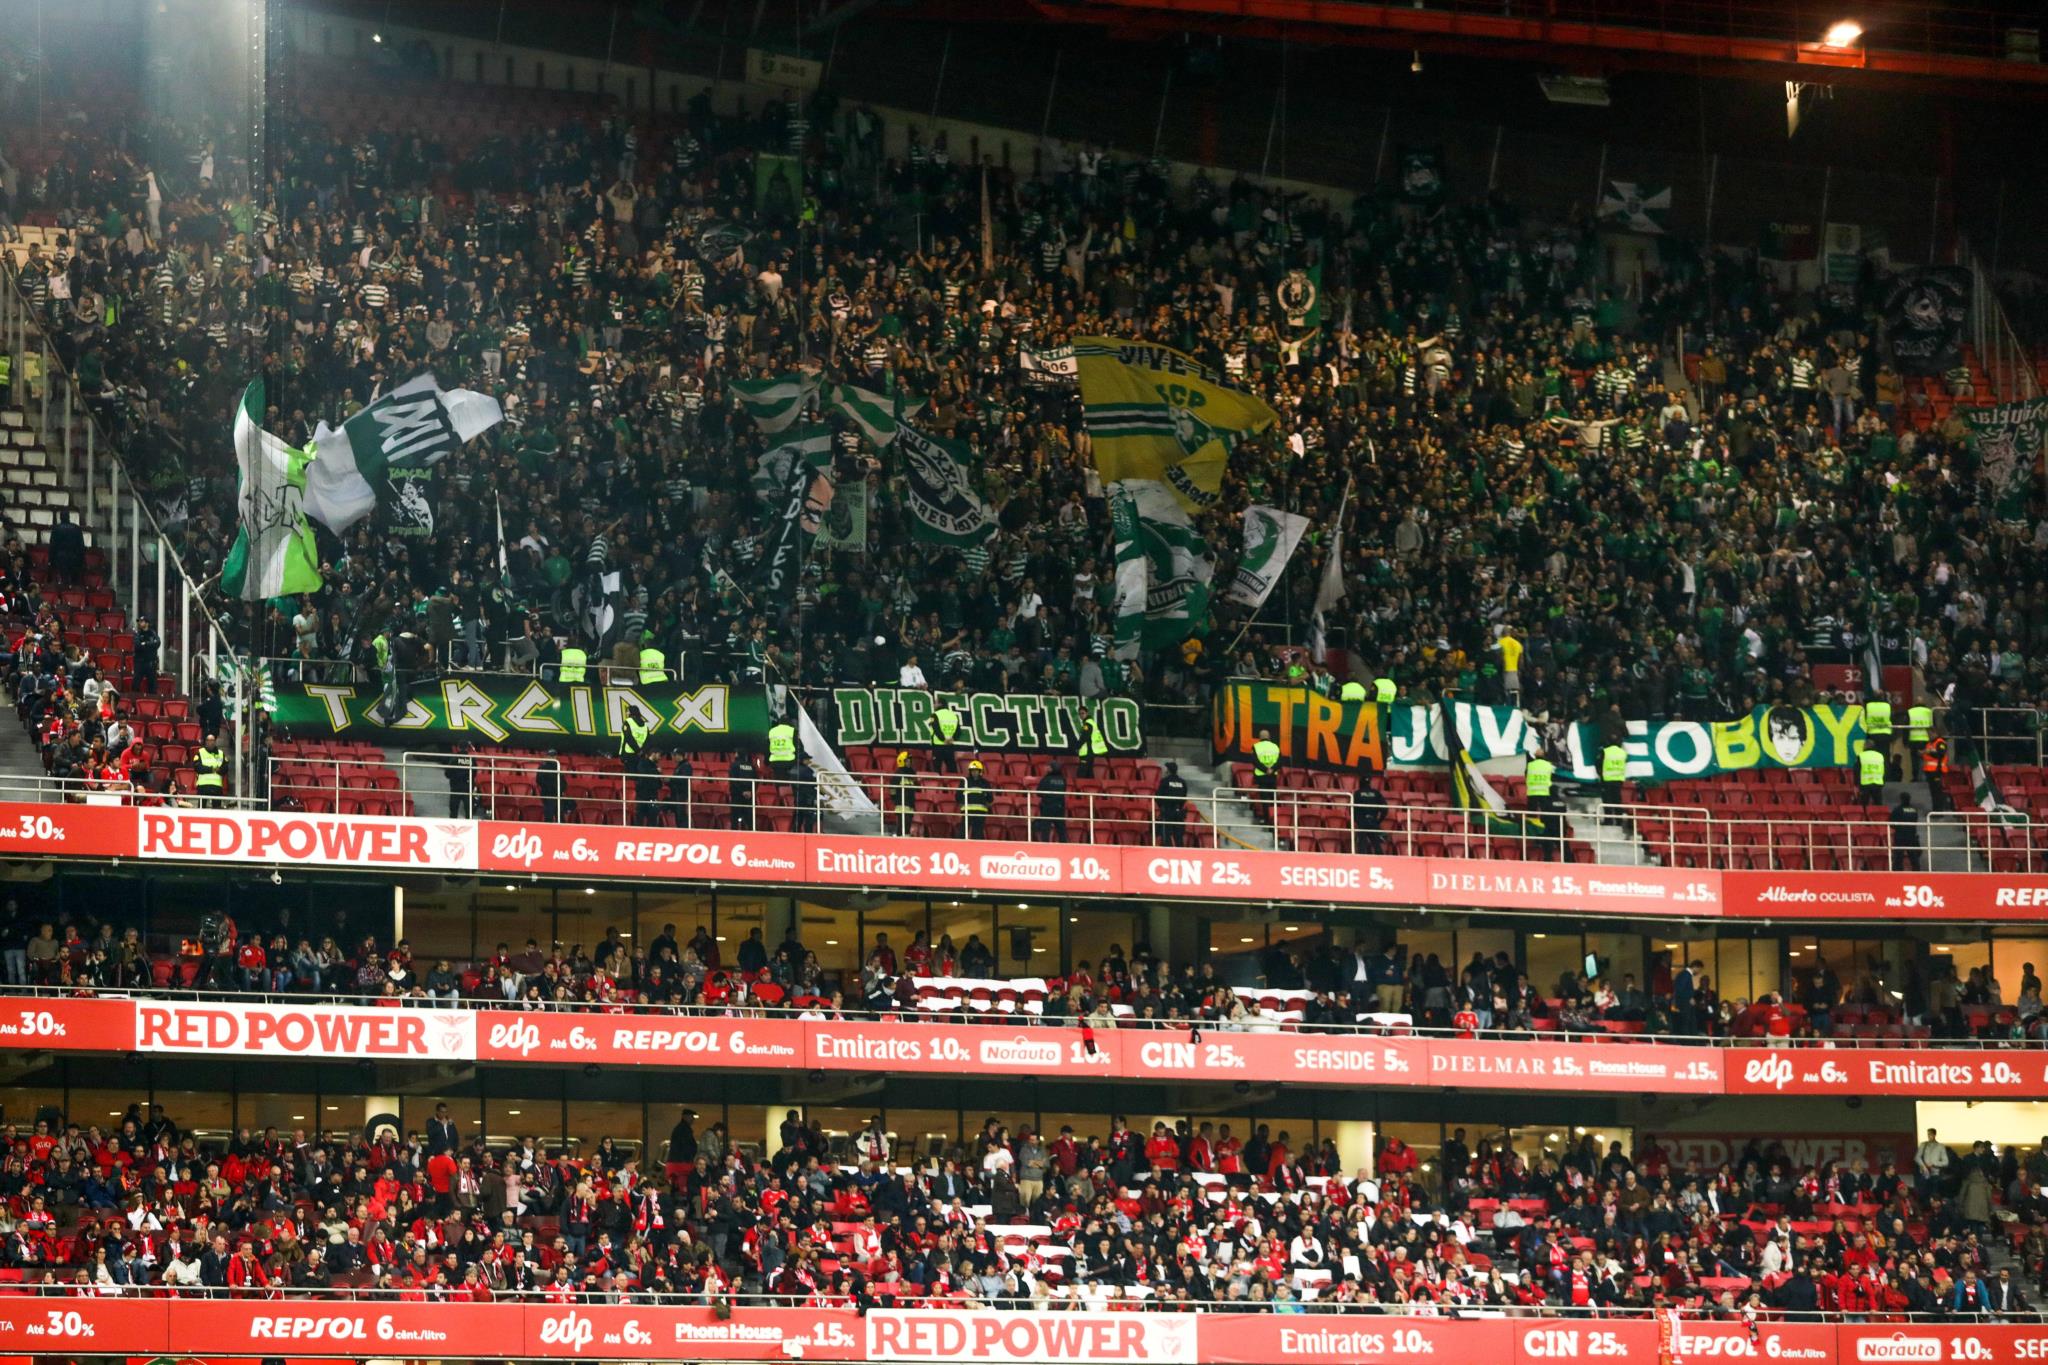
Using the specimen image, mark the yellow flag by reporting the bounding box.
[1074,337,1278,512]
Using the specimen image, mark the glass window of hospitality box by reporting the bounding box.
[887,1107,967,1164]
[549,888,636,962]
[1799,937,1907,1004]
[470,884,563,963]
[1992,938,2048,1000]
[242,1090,324,1141]
[1067,906,1141,976]
[401,1093,485,1143]
[795,900,863,977]
[1653,935,1783,1006]
[1001,901,1062,973]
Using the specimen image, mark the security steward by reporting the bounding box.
[1076,710,1107,777]
[194,733,227,805]
[1339,677,1368,703]
[1252,728,1282,825]
[1906,700,1935,776]
[638,632,667,684]
[1374,675,1398,705]
[1524,749,1558,860]
[961,758,992,840]
[557,642,588,683]
[1921,730,1951,811]
[1599,740,1628,817]
[767,717,810,832]
[621,710,659,824]
[1864,693,1895,781]
[1858,739,1888,807]
[927,704,962,773]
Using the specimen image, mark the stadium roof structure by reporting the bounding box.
[1020,0,2048,91]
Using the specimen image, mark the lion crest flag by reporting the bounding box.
[1075,337,1279,514]
[1223,505,1309,611]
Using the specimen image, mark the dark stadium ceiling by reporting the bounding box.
[316,0,2048,96]
[1020,0,2048,91]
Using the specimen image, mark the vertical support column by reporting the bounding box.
[156,539,167,660]
[108,465,120,596]
[83,421,95,528]
[130,503,141,628]
[179,579,191,697]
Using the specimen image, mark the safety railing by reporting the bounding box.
[0,981,2029,1050]
[0,250,256,796]
[1221,787,2048,873]
[0,771,261,808]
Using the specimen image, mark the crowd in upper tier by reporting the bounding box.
[1,48,2039,743]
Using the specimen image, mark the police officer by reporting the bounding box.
[928,705,961,773]
[557,642,588,684]
[790,759,818,833]
[728,749,759,831]
[1858,740,1888,807]
[133,616,160,695]
[1252,728,1282,825]
[1864,693,1894,781]
[620,711,658,824]
[193,733,227,805]
[1906,700,1935,776]
[1154,761,1189,846]
[1034,765,1068,843]
[1352,777,1388,855]
[1525,749,1559,860]
[962,758,991,840]
[1338,677,1368,703]
[638,632,667,684]
[1599,740,1628,817]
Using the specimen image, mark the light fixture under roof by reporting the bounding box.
[1821,19,1864,48]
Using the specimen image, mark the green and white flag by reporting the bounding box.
[899,423,996,548]
[1019,344,1077,388]
[731,373,821,433]
[1223,504,1309,611]
[221,380,323,602]
[1277,265,1321,334]
[1442,695,1525,835]
[1107,479,1212,656]
[1965,397,2047,523]
[300,373,503,535]
[750,424,833,504]
[1972,760,2028,826]
[825,382,924,448]
[817,479,868,552]
[1597,181,1672,235]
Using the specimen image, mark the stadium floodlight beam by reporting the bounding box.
[1821,19,1864,48]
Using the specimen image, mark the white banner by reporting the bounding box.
[135,1000,477,1061]
[865,1312,1196,1365]
[136,810,479,871]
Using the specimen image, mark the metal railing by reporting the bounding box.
[0,981,2030,1049]
[0,249,256,796]
[1225,786,2048,873]
[15,749,2043,874]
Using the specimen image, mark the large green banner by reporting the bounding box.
[271,679,772,753]
[832,688,1143,755]
[1565,704,1871,782]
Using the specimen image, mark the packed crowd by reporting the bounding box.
[3,1098,2045,1320]
[3,894,2034,1046]
[6,53,2040,739]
